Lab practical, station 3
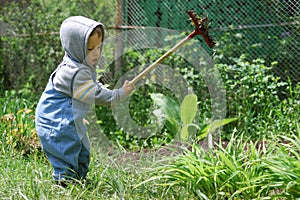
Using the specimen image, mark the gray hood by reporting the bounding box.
[60,16,105,65]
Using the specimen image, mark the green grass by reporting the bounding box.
[1,78,300,199]
[136,133,300,199]
[1,133,300,199]
[0,151,143,199]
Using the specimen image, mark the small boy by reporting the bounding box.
[35,16,134,185]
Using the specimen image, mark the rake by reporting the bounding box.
[129,10,215,86]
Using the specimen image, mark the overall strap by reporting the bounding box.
[70,68,80,97]
[50,62,66,86]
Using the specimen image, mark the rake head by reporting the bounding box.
[187,10,216,48]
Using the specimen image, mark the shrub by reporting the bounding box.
[0,91,40,156]
[215,55,299,139]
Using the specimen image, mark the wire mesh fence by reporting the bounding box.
[0,0,117,92]
[0,0,299,93]
[122,0,300,83]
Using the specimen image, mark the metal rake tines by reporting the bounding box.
[187,10,216,48]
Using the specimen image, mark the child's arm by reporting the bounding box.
[122,80,135,96]
[72,69,133,106]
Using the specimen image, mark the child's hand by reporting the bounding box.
[122,80,135,96]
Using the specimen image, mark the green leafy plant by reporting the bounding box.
[0,93,40,156]
[180,93,198,140]
[216,55,295,139]
[150,93,181,136]
[151,93,237,141]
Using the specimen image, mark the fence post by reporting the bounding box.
[115,0,125,78]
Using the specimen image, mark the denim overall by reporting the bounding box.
[35,65,91,181]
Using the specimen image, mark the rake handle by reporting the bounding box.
[129,31,197,86]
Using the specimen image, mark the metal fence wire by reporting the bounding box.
[120,0,300,83]
[0,0,299,92]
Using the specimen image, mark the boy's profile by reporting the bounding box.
[35,16,134,186]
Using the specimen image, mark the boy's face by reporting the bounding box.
[87,32,102,66]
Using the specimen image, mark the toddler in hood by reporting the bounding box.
[35,16,134,186]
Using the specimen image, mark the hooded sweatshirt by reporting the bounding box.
[54,16,126,105]
[35,16,126,152]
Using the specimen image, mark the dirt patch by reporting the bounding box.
[110,139,291,165]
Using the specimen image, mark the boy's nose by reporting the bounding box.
[93,49,100,57]
[91,51,98,58]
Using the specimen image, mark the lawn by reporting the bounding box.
[1,129,300,199]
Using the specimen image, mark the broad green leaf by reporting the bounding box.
[180,125,189,140]
[180,94,198,125]
[150,93,181,134]
[180,124,199,141]
[165,118,181,134]
[199,118,238,139]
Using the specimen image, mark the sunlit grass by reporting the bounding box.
[136,133,300,199]
[0,130,300,199]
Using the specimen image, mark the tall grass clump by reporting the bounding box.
[261,132,300,198]
[136,132,300,199]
